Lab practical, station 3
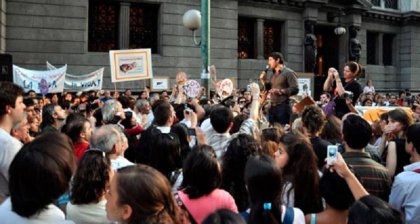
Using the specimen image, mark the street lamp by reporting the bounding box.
[183,9,201,45]
[183,0,210,97]
[327,10,346,36]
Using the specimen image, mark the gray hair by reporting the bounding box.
[12,112,28,130]
[89,125,119,153]
[101,100,120,123]
[135,99,149,111]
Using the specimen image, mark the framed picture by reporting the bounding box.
[151,77,170,91]
[109,48,153,83]
[296,72,314,98]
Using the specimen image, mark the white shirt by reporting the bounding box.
[111,156,134,171]
[0,128,23,198]
[66,200,111,224]
[156,126,171,134]
[0,198,74,224]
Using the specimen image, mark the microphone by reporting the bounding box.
[263,65,272,91]
[264,65,270,73]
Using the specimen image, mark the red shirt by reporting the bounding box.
[73,142,89,160]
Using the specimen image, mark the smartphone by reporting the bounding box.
[188,128,196,136]
[327,145,338,166]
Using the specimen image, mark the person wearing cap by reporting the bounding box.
[260,52,298,126]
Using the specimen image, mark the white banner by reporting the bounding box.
[13,65,66,94]
[47,62,104,91]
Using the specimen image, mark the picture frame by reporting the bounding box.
[296,72,315,98]
[109,48,153,83]
[151,77,170,91]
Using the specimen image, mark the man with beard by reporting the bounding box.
[40,103,67,134]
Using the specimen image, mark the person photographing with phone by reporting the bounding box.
[259,52,298,126]
[323,61,363,119]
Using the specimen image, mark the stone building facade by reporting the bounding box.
[1,0,420,95]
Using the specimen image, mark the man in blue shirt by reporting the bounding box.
[389,123,420,224]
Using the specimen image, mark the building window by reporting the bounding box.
[383,34,395,65]
[371,0,380,7]
[129,3,159,53]
[88,1,119,52]
[263,20,282,59]
[88,0,159,53]
[238,17,255,59]
[370,0,399,10]
[366,32,377,65]
[385,0,398,9]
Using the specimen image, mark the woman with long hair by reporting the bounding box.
[67,150,113,223]
[178,145,238,223]
[280,133,323,214]
[323,61,363,119]
[221,134,260,212]
[245,155,304,224]
[379,108,414,176]
[105,165,183,224]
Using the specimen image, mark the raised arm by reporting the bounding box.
[330,153,369,200]
[323,68,335,92]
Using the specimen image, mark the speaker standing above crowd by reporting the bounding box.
[0,53,419,223]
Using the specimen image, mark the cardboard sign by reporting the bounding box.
[184,80,201,98]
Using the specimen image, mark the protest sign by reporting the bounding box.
[47,62,104,91]
[184,80,201,98]
[13,65,66,94]
[109,49,153,82]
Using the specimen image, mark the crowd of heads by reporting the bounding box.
[1,72,419,224]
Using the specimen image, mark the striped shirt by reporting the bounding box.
[343,151,391,201]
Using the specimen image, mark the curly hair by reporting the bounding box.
[301,105,326,135]
[261,126,284,144]
[281,132,323,214]
[70,150,111,204]
[221,134,261,212]
[320,115,343,145]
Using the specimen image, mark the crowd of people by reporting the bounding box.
[0,52,419,224]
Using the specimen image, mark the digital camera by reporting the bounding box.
[342,91,354,100]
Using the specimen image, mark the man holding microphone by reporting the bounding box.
[260,52,299,126]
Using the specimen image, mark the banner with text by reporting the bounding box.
[47,62,104,91]
[13,65,66,94]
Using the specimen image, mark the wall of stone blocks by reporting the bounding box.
[4,0,420,92]
[0,0,6,53]
[399,25,420,91]
[237,2,304,88]
[361,20,403,91]
[6,0,240,91]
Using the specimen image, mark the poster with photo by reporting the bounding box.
[109,49,153,82]
[298,78,311,96]
[151,77,169,91]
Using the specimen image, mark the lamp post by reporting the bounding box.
[183,0,210,97]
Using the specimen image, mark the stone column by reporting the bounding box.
[119,2,130,49]
[256,18,264,59]
[377,33,383,65]
[304,20,317,72]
